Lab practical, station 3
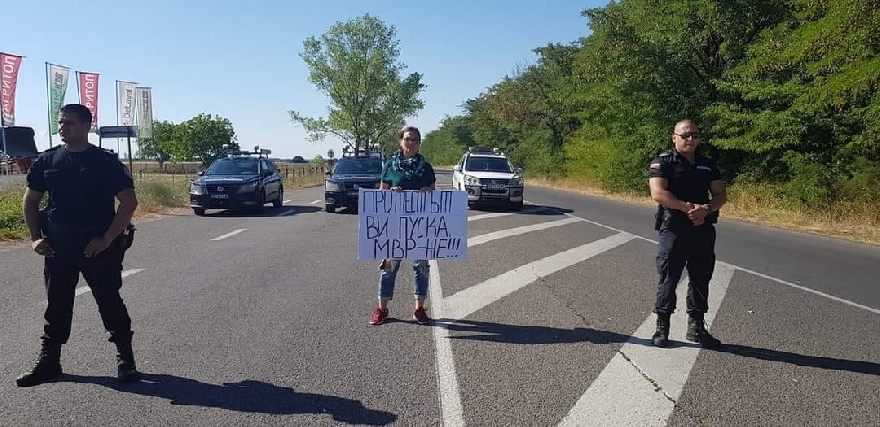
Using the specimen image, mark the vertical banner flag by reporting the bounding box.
[135,87,153,138]
[1,52,24,126]
[47,63,71,134]
[76,71,100,132]
[117,80,137,126]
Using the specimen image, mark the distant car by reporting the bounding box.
[324,151,384,213]
[451,147,524,210]
[189,147,284,215]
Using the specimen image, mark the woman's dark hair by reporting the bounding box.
[398,125,421,141]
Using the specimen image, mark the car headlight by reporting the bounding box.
[325,180,343,191]
[190,183,205,195]
[464,175,481,186]
[237,182,258,193]
[508,177,523,187]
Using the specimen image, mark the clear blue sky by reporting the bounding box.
[4,0,604,159]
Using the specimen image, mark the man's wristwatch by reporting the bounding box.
[701,204,711,213]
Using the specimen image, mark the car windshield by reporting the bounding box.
[205,159,259,175]
[334,158,383,174]
[466,156,511,173]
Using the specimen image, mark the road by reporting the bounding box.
[1,171,877,426]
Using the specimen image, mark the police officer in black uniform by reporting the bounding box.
[17,104,141,387]
[648,119,727,348]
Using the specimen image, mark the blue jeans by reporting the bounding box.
[379,259,430,301]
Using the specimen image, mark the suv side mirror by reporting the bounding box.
[197,171,204,176]
[453,165,461,172]
[514,167,523,175]
[324,169,332,175]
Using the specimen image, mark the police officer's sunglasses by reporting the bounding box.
[674,132,700,140]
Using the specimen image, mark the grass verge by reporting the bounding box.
[0,172,326,243]
[527,176,880,247]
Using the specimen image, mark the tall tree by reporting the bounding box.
[289,14,426,153]
[136,120,176,169]
[174,113,238,166]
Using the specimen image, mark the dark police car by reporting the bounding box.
[324,149,383,213]
[189,146,284,216]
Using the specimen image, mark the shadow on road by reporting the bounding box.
[61,374,397,425]
[435,319,880,376]
[707,344,880,376]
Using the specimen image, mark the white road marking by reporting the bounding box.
[211,229,247,241]
[732,265,880,315]
[468,217,582,248]
[283,199,291,204]
[429,260,466,427]
[525,200,880,315]
[559,263,736,426]
[75,269,144,297]
[280,209,297,216]
[467,206,547,222]
[444,233,635,320]
[310,199,321,205]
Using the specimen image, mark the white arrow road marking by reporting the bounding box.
[211,229,247,241]
[467,205,547,222]
[444,232,635,330]
[558,262,736,426]
[468,217,582,247]
[75,269,144,297]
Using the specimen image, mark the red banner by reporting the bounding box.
[78,71,100,132]
[0,52,24,126]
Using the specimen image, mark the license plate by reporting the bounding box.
[487,184,506,190]
[211,194,228,199]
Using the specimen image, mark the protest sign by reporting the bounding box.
[358,189,468,260]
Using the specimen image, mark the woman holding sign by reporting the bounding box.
[370,125,437,325]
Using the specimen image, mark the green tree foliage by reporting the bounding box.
[425,0,879,207]
[290,14,426,154]
[137,114,238,167]
[136,120,176,169]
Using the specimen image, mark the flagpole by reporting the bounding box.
[46,62,53,148]
[115,80,119,153]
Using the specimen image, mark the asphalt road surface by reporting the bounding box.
[1,171,878,426]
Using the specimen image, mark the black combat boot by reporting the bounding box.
[651,313,670,347]
[115,340,141,383]
[16,340,63,387]
[686,313,721,348]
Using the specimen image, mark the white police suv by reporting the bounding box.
[451,147,524,210]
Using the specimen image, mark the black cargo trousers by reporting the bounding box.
[653,218,717,316]
[41,221,133,345]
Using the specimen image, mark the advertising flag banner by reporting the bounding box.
[47,63,71,134]
[135,87,153,139]
[0,52,24,126]
[77,71,100,132]
[117,80,137,126]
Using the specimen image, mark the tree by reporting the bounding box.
[136,120,176,169]
[312,154,326,165]
[289,14,426,154]
[174,113,238,166]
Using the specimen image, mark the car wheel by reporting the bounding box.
[326,205,336,213]
[193,208,206,216]
[272,188,283,208]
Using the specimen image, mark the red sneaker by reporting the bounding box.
[412,307,431,325]
[369,307,389,325]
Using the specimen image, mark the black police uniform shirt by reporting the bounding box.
[26,145,134,226]
[648,149,722,206]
